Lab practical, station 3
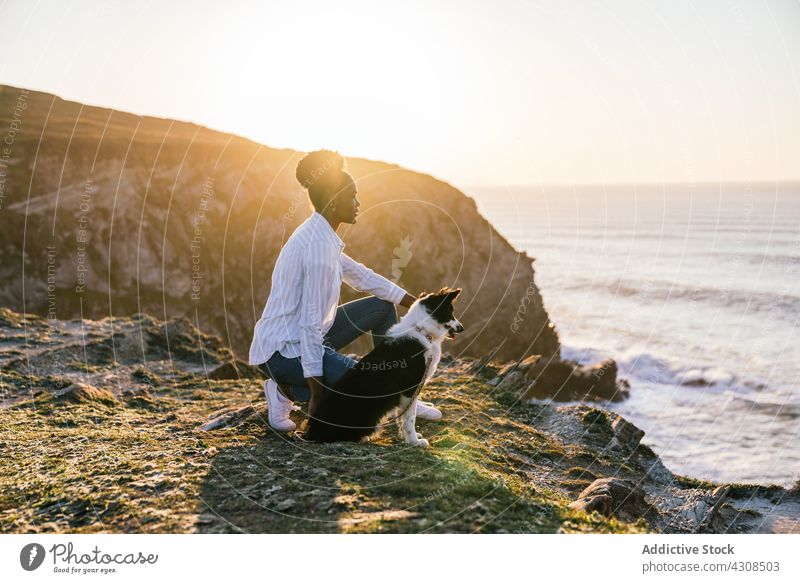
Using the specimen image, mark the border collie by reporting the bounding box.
[303,288,464,447]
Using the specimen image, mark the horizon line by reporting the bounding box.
[465,180,800,190]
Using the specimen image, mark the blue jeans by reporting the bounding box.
[259,296,398,401]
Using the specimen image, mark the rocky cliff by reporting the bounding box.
[0,84,558,362]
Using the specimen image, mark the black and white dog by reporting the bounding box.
[303,288,464,447]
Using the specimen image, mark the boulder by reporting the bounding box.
[496,354,542,378]
[523,357,629,402]
[496,370,529,392]
[570,478,653,522]
[467,354,499,377]
[611,416,645,450]
[207,360,263,380]
[54,382,117,406]
[570,493,613,516]
[579,359,621,400]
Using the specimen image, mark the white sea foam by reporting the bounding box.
[563,343,767,395]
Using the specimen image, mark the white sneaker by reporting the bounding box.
[416,400,442,421]
[264,379,298,432]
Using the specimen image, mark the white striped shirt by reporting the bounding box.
[248,211,407,377]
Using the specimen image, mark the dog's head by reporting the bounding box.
[417,287,464,340]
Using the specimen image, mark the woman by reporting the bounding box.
[248,150,442,432]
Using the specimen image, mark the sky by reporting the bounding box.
[1,0,799,187]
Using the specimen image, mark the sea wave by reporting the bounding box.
[562,344,771,394]
[557,277,800,316]
[722,390,800,420]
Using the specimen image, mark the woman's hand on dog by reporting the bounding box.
[399,293,417,309]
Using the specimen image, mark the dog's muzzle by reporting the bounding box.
[446,322,464,339]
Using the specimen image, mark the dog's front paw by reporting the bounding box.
[413,438,430,448]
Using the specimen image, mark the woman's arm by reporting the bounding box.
[399,293,416,308]
[340,253,407,304]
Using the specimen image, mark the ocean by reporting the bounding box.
[469,185,799,487]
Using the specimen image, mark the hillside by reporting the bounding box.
[1,308,796,534]
[0,84,557,362]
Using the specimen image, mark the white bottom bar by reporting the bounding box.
[2,534,798,582]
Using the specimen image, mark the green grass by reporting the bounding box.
[673,475,717,490]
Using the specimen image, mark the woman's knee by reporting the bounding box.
[368,298,397,344]
[365,296,393,316]
[260,360,280,381]
[263,351,305,386]
[323,347,358,386]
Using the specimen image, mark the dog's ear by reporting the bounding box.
[446,288,462,301]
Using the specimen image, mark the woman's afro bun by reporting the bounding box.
[295,149,346,190]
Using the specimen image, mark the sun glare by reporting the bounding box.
[199,1,475,177]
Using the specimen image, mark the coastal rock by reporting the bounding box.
[699,486,731,531]
[666,486,734,532]
[467,354,499,377]
[496,354,541,378]
[496,370,528,392]
[579,358,621,400]
[611,416,645,450]
[570,478,653,522]
[503,356,630,403]
[569,493,613,516]
[605,437,624,452]
[642,456,674,485]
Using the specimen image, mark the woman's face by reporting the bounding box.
[333,175,360,224]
